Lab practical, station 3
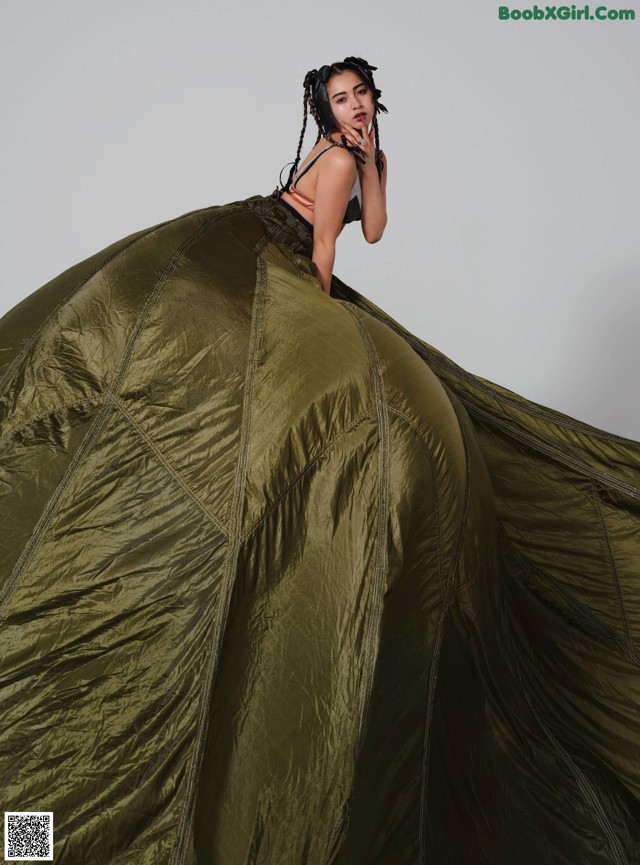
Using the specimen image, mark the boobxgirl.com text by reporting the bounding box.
[498,4,635,19]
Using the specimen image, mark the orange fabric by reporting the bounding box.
[288,185,315,212]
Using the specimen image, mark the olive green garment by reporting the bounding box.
[1,194,639,865]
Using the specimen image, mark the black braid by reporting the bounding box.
[372,115,383,179]
[358,61,385,180]
[308,97,324,143]
[284,84,310,192]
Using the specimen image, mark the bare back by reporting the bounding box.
[280,141,358,229]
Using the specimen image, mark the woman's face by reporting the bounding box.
[326,70,375,133]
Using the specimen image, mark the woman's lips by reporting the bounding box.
[354,113,367,123]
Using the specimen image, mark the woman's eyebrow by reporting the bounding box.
[330,83,366,100]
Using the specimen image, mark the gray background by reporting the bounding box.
[1,0,638,439]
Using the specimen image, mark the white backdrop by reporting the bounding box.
[1,0,638,438]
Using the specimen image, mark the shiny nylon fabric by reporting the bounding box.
[0,194,639,864]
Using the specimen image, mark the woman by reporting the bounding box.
[1,57,639,865]
[276,57,388,293]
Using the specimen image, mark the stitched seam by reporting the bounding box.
[508,611,629,865]
[443,396,475,603]
[238,411,374,546]
[381,397,475,607]
[444,540,499,612]
[331,287,640,483]
[0,204,220,400]
[0,208,241,616]
[250,233,316,289]
[418,609,448,864]
[352,311,640,448]
[325,306,390,856]
[101,210,244,404]
[445,545,497,608]
[0,395,104,442]
[113,396,228,539]
[170,254,267,865]
[379,402,444,603]
[252,234,269,256]
[498,520,640,665]
[450,574,478,602]
[0,401,118,613]
[416,398,472,863]
[353,312,390,745]
[590,478,633,657]
[456,399,640,498]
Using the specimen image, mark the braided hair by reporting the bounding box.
[281,56,388,192]
[282,72,322,193]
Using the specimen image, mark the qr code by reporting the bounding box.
[4,812,53,861]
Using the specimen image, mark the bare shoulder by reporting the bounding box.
[321,146,358,174]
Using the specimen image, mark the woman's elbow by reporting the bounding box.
[364,224,386,244]
[363,216,387,244]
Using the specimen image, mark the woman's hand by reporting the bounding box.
[339,122,377,175]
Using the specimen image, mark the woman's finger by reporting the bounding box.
[342,124,362,145]
[340,125,356,144]
[339,125,370,162]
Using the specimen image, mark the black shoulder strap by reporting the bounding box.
[292,143,338,186]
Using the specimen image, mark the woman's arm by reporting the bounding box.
[340,123,388,243]
[359,151,387,243]
[312,149,358,294]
